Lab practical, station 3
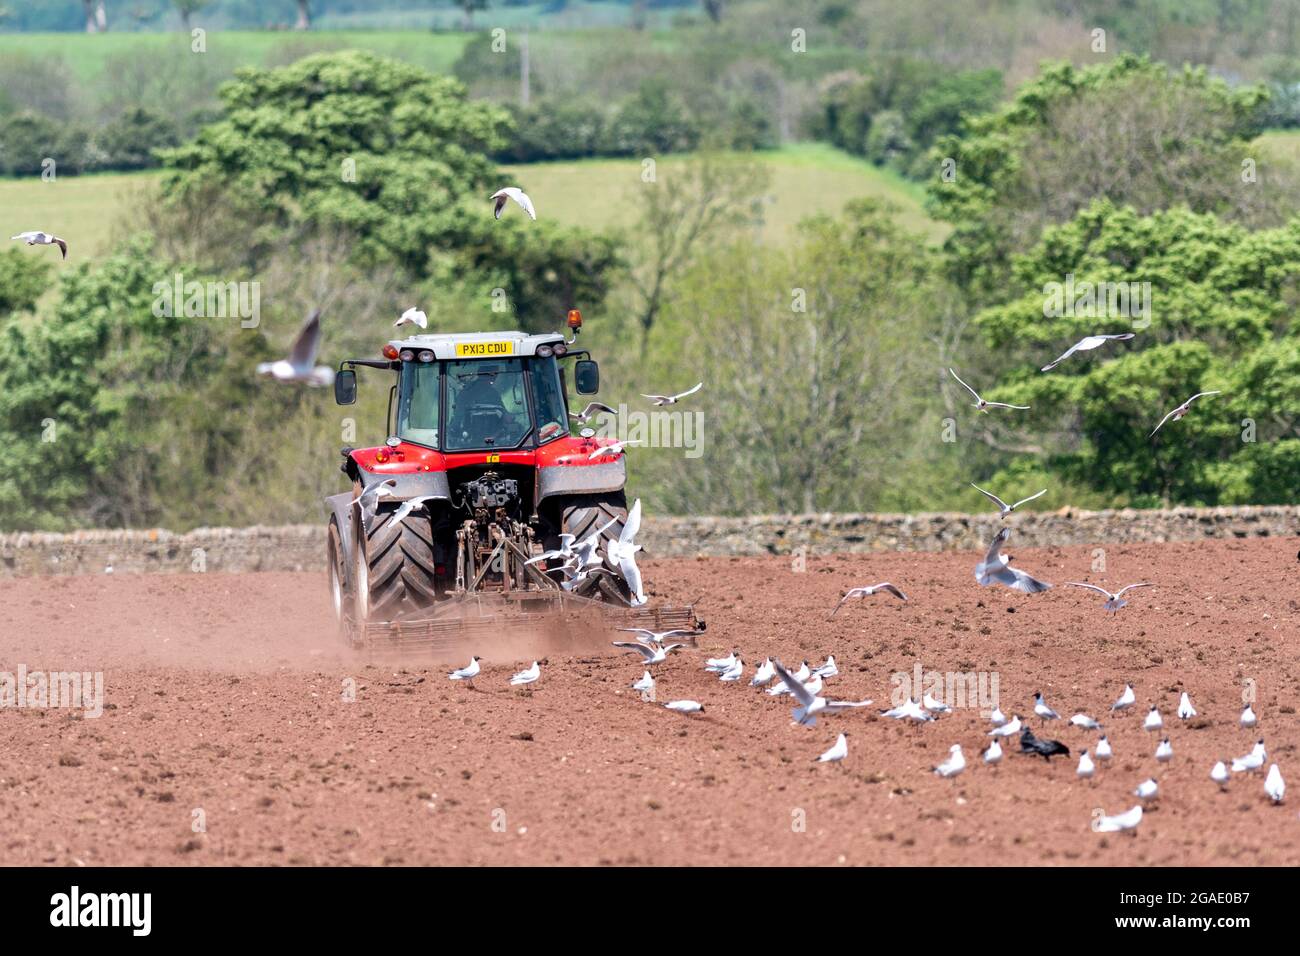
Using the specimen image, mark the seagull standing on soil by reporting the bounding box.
[257,309,335,386]
[1070,714,1102,730]
[1265,764,1285,803]
[1143,705,1163,732]
[923,693,952,714]
[705,650,739,672]
[1150,391,1222,437]
[1232,741,1267,774]
[1096,735,1114,761]
[1155,738,1173,763]
[641,383,702,406]
[881,698,934,722]
[631,671,655,695]
[1240,704,1258,729]
[664,700,703,714]
[394,307,427,329]
[510,661,540,686]
[1134,778,1159,801]
[988,707,1008,727]
[1033,692,1060,723]
[1066,581,1152,613]
[491,186,536,220]
[988,714,1022,737]
[934,744,966,779]
[449,657,481,682]
[1112,684,1136,711]
[970,483,1047,518]
[975,527,1051,593]
[811,656,839,679]
[11,231,67,258]
[1077,749,1095,781]
[750,658,775,687]
[1211,761,1230,789]
[1040,333,1136,372]
[817,733,848,764]
[949,368,1030,412]
[830,582,908,617]
[718,658,745,682]
[1178,692,1196,719]
[984,739,1003,766]
[1094,805,1143,833]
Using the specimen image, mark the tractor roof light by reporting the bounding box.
[399,349,415,362]
[566,309,582,330]
[382,343,399,360]
[552,341,568,356]
[418,349,435,363]
[536,344,554,357]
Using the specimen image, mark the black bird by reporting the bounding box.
[1019,725,1070,761]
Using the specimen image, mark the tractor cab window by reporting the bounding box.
[530,355,567,444]
[444,359,531,451]
[396,362,441,449]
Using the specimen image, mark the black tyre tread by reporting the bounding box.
[361,506,437,620]
[560,492,630,604]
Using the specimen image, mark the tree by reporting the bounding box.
[625,152,769,342]
[929,55,1278,300]
[968,200,1300,506]
[172,0,210,30]
[81,0,106,33]
[295,0,310,30]
[158,51,618,331]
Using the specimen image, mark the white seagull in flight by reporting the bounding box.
[1065,581,1152,613]
[974,527,1051,593]
[830,582,907,617]
[491,186,536,220]
[394,307,427,329]
[605,497,646,605]
[612,640,683,665]
[948,368,1030,412]
[1150,391,1221,437]
[257,309,335,386]
[1040,333,1135,372]
[587,439,643,461]
[641,383,703,406]
[970,483,1047,518]
[11,230,67,259]
[569,401,617,424]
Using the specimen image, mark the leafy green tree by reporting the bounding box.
[929,54,1276,300]
[970,200,1300,506]
[0,248,49,316]
[159,51,616,331]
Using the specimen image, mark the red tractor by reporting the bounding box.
[324,310,699,650]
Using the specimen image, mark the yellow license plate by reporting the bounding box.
[455,341,514,357]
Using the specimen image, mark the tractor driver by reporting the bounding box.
[449,364,522,447]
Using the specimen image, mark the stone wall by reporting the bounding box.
[1,506,1295,577]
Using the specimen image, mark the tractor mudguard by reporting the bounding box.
[536,459,625,503]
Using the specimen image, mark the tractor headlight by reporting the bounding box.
[552,342,567,356]
[536,344,554,357]
[418,350,434,363]
[399,349,415,362]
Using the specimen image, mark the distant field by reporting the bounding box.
[0,30,471,83]
[0,145,941,261]
[0,171,153,260]
[1255,128,1300,161]
[502,144,947,244]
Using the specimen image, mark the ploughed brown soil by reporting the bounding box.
[1,536,1298,866]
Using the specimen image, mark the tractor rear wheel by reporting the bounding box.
[560,491,632,606]
[327,516,357,645]
[351,482,437,623]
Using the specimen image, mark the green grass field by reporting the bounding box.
[503,143,946,244]
[0,30,471,83]
[0,144,942,262]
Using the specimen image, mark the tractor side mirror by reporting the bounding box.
[574,359,599,394]
[334,368,357,405]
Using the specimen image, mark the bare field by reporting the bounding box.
[1,537,1297,865]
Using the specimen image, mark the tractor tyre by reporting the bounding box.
[351,482,438,625]
[327,515,358,646]
[559,491,633,606]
